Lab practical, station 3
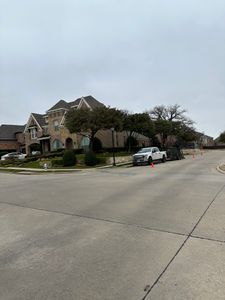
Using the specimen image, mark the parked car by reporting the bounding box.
[31,151,41,156]
[1,152,27,161]
[133,147,167,166]
[166,147,184,160]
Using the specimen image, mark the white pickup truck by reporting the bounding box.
[133,147,167,166]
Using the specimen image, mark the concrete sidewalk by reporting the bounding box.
[0,162,131,173]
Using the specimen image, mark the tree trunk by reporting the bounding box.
[89,132,96,151]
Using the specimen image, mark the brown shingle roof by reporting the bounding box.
[32,113,46,127]
[0,124,25,140]
[83,96,105,108]
[48,100,70,111]
[69,95,105,109]
[47,95,105,113]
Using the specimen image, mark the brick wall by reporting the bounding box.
[0,140,20,152]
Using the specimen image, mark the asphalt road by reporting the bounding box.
[1,150,225,300]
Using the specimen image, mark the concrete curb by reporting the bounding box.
[216,164,225,175]
[0,167,82,173]
[0,162,132,174]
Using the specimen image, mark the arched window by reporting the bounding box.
[65,138,74,149]
[53,120,59,131]
[52,139,63,150]
[80,136,90,149]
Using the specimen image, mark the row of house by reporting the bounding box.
[0,95,149,155]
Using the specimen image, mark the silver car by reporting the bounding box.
[1,152,27,161]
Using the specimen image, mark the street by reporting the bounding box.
[1,150,225,299]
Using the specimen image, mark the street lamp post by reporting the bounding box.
[111,127,116,166]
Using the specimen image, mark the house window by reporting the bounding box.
[44,116,48,124]
[43,126,49,135]
[80,136,90,149]
[54,120,59,131]
[30,128,37,139]
[52,139,63,150]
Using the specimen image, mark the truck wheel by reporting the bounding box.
[161,155,166,163]
[148,157,152,165]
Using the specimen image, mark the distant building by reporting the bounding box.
[198,133,215,147]
[0,124,25,153]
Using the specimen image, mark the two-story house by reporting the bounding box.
[24,96,107,154]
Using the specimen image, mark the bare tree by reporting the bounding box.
[149,104,196,148]
[149,104,193,126]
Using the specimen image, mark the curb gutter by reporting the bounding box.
[216,163,225,175]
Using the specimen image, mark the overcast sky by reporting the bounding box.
[1,0,225,138]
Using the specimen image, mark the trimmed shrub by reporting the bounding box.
[96,156,107,165]
[74,148,84,155]
[52,158,64,167]
[85,150,97,166]
[24,156,39,162]
[63,150,77,167]
[41,151,64,159]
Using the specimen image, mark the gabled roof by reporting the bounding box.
[69,95,105,109]
[68,99,80,107]
[24,113,46,133]
[48,100,70,111]
[83,95,105,109]
[26,95,105,130]
[32,113,46,127]
[0,124,25,140]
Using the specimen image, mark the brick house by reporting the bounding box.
[198,133,214,147]
[24,95,150,154]
[0,124,26,154]
[24,96,99,154]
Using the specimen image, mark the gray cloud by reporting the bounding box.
[1,0,225,137]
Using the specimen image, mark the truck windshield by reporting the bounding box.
[137,148,152,153]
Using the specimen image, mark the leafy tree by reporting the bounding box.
[219,131,225,143]
[175,122,198,144]
[65,106,123,150]
[122,112,155,151]
[125,136,138,148]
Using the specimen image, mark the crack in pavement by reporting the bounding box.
[1,200,225,246]
[140,182,225,300]
[0,200,187,238]
[2,199,225,247]
[190,234,225,244]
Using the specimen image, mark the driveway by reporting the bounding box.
[1,150,225,299]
